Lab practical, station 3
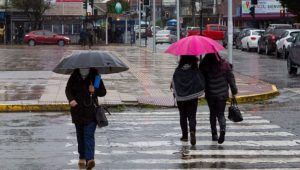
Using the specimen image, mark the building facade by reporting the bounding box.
[217,0,295,28]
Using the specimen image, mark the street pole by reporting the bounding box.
[176,0,180,41]
[228,0,233,64]
[199,0,203,35]
[139,0,141,46]
[105,17,108,45]
[153,0,156,53]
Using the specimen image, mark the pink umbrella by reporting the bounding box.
[165,35,225,56]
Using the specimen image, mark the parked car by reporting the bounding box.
[24,30,70,46]
[275,29,300,59]
[287,33,300,75]
[186,24,226,40]
[257,24,292,55]
[240,29,265,51]
[235,28,253,49]
[222,27,242,48]
[155,30,176,44]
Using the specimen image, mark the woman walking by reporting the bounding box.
[65,68,106,169]
[199,53,238,144]
[171,56,205,145]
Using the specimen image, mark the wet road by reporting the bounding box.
[1,43,300,169]
[1,108,300,169]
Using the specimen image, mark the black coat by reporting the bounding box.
[200,59,238,100]
[65,69,106,125]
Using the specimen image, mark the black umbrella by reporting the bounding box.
[53,51,129,74]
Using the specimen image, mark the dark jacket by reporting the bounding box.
[172,64,205,101]
[65,69,106,125]
[200,59,238,100]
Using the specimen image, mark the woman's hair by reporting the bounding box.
[178,55,198,69]
[200,53,223,72]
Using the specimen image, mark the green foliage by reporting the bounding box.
[279,0,300,22]
[11,0,51,29]
[107,0,130,14]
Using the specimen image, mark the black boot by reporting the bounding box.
[218,130,225,144]
[212,132,218,141]
[190,131,196,145]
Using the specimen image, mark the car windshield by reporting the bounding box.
[252,31,264,35]
[274,29,286,36]
[290,32,300,37]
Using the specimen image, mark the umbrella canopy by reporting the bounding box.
[53,51,129,74]
[165,35,224,56]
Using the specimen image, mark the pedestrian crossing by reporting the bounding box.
[65,109,300,169]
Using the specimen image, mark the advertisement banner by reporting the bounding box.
[242,0,283,14]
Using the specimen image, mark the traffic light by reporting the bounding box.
[251,0,258,5]
[146,7,151,17]
[89,0,94,7]
[83,0,87,9]
[144,0,150,6]
[249,6,255,18]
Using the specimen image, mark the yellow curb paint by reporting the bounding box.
[0,85,280,112]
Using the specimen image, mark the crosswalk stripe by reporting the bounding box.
[108,116,262,121]
[110,119,270,125]
[173,124,281,130]
[162,131,294,137]
[105,124,281,131]
[126,157,300,164]
[71,149,300,156]
[97,140,300,147]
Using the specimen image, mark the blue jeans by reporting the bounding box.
[75,122,97,161]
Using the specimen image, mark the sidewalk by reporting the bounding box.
[0,45,279,112]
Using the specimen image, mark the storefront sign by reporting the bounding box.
[242,0,283,14]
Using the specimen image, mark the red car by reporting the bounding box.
[24,30,70,46]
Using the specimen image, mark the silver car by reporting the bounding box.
[155,30,176,44]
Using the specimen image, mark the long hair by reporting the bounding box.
[200,53,225,73]
[178,55,198,69]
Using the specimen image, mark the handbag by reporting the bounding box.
[228,97,243,122]
[95,106,110,128]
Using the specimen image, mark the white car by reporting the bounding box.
[155,30,177,44]
[275,29,300,59]
[241,29,265,51]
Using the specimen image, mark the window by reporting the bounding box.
[64,24,72,35]
[73,24,81,34]
[290,31,300,37]
[44,31,55,36]
[210,26,218,31]
[220,26,226,31]
[53,24,62,34]
[44,24,52,32]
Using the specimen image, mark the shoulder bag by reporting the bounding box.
[228,97,243,122]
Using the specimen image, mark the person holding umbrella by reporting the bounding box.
[54,51,129,169]
[65,68,106,169]
[199,53,238,144]
[171,56,205,146]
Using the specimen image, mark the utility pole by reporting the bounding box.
[228,0,233,64]
[176,0,180,41]
[153,0,156,53]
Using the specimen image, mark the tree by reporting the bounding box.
[11,0,51,30]
[279,0,300,22]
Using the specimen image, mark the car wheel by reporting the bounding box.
[58,40,65,46]
[28,40,35,46]
[287,57,297,75]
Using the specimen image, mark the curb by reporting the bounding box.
[235,85,280,104]
[0,85,279,112]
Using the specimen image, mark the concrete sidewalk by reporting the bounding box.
[0,45,279,112]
